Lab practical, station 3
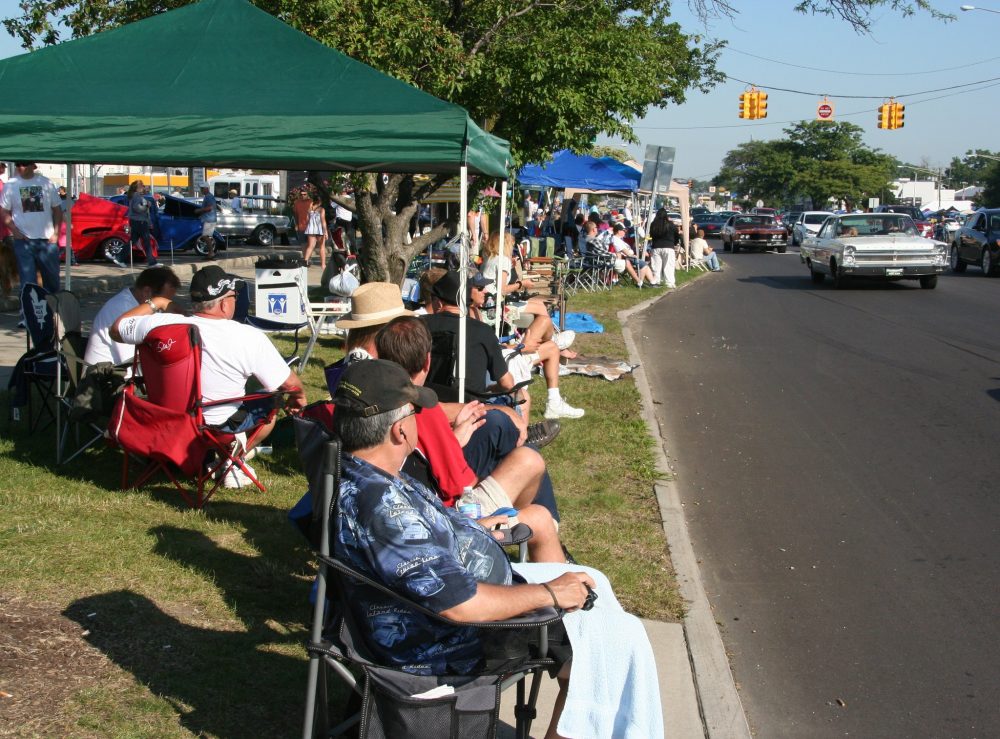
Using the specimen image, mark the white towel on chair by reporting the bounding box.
[512,563,664,739]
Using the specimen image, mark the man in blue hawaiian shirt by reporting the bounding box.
[332,359,594,675]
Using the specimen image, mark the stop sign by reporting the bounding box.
[817,102,834,120]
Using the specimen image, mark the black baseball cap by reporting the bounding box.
[430,270,493,305]
[189,265,245,302]
[334,359,438,417]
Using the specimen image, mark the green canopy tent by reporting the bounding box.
[0,0,508,175]
[0,0,508,398]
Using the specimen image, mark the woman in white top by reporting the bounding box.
[481,231,557,352]
[301,193,327,270]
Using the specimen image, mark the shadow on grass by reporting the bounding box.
[64,588,309,739]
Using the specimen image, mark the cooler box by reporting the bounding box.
[255,253,308,324]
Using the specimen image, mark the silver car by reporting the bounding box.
[791,210,835,246]
[800,213,947,289]
[214,197,291,247]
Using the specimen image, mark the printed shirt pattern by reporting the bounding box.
[335,454,512,675]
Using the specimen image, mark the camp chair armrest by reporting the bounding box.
[319,553,564,629]
[198,389,282,409]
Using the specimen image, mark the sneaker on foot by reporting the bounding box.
[111,257,127,268]
[222,461,257,489]
[544,397,585,420]
[16,319,26,329]
[553,330,576,351]
[526,419,561,448]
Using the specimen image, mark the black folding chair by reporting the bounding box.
[8,283,60,430]
[294,417,563,739]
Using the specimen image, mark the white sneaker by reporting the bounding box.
[553,330,576,351]
[221,461,257,489]
[545,397,585,419]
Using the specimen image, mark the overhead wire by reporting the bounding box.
[722,46,1000,77]
[723,73,1000,99]
[632,78,1000,131]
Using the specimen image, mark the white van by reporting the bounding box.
[208,174,281,204]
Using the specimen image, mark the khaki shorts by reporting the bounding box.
[462,476,518,525]
[201,221,215,237]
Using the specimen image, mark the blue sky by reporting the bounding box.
[1,1,994,181]
[601,0,999,180]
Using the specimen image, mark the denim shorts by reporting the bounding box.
[214,399,272,433]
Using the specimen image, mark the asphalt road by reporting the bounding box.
[634,246,999,738]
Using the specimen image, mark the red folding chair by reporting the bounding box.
[108,323,279,508]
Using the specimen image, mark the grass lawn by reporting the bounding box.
[0,268,701,737]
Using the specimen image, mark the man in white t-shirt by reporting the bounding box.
[85,267,181,369]
[0,162,63,299]
[690,229,722,272]
[111,266,307,478]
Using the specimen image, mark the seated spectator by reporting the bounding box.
[85,266,181,369]
[332,359,663,738]
[610,223,655,288]
[325,280,563,526]
[467,272,576,419]
[690,229,722,272]
[481,231,574,355]
[375,316,564,562]
[423,270,584,420]
[112,265,307,486]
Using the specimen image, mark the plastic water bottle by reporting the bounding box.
[457,486,481,519]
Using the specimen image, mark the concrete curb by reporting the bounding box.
[619,281,752,739]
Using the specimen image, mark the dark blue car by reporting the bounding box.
[109,194,225,256]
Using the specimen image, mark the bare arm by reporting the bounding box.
[0,207,19,239]
[279,369,307,414]
[51,206,64,243]
[440,572,595,622]
[110,294,177,342]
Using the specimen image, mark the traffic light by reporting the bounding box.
[892,102,905,129]
[877,102,890,129]
[739,91,751,119]
[756,90,768,119]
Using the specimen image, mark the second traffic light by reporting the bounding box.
[738,87,766,120]
[891,102,905,129]
[878,99,905,130]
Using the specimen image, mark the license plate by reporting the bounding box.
[886,268,903,276]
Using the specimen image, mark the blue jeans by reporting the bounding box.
[130,220,155,265]
[705,250,721,270]
[14,238,60,294]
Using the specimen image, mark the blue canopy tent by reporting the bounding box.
[518,150,639,191]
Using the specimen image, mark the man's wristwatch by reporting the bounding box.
[145,298,161,313]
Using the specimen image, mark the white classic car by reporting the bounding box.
[800,213,947,289]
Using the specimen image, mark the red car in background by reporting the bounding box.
[58,193,158,263]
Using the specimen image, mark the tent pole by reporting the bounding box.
[458,165,469,402]
[495,177,509,337]
[64,164,74,290]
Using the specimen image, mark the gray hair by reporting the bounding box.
[336,404,409,453]
[191,295,225,314]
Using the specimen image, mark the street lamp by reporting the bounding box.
[960,5,1000,13]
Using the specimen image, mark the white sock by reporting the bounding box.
[547,388,561,404]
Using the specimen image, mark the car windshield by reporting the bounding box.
[833,214,917,237]
[804,213,829,224]
[735,216,774,226]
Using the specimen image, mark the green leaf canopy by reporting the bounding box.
[0,0,510,176]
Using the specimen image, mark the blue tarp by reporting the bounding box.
[518,150,640,192]
[552,312,604,334]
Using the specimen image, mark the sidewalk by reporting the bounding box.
[1,255,751,738]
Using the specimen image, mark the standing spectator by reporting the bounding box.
[647,207,678,288]
[690,229,722,271]
[301,192,327,270]
[127,180,160,268]
[57,184,78,266]
[228,189,242,214]
[194,184,217,260]
[292,188,312,245]
[334,188,355,249]
[0,162,63,308]
[0,162,9,247]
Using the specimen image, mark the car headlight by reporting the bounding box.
[740,234,748,239]
[842,245,856,266]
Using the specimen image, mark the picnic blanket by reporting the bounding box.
[560,354,637,381]
[552,311,604,334]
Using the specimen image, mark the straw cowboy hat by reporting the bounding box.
[335,282,412,329]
